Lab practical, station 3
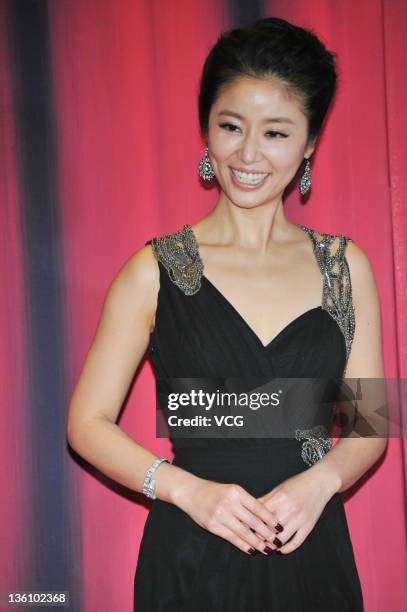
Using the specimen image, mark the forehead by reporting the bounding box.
[212,76,304,119]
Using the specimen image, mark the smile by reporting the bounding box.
[230,167,270,188]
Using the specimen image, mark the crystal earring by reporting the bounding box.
[299,158,311,196]
[198,145,215,181]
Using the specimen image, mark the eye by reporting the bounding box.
[267,131,288,138]
[219,123,288,138]
[219,123,240,132]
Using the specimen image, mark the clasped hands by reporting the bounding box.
[181,465,339,557]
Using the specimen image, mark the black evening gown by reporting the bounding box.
[133,223,363,611]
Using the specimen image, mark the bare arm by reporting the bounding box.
[66,243,200,504]
[66,243,280,555]
[308,239,388,493]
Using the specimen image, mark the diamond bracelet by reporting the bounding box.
[142,457,169,499]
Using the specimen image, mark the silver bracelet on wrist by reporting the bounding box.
[142,457,169,499]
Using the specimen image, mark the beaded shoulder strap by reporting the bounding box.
[297,224,356,366]
[292,225,356,467]
[149,224,203,296]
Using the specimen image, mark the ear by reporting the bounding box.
[305,137,317,160]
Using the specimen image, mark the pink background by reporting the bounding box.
[1,0,406,610]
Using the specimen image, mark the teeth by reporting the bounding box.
[231,169,269,184]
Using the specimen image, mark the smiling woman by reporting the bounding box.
[66,15,385,612]
[132,16,382,611]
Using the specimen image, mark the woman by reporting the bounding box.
[67,17,386,611]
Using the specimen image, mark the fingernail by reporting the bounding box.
[273,537,283,548]
[248,547,257,555]
[275,523,284,533]
[264,546,273,555]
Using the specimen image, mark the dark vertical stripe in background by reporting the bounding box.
[6,0,80,609]
[228,0,265,27]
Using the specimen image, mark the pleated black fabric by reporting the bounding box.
[133,226,364,611]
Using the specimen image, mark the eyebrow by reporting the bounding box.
[217,110,295,125]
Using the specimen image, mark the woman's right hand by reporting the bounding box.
[173,477,280,555]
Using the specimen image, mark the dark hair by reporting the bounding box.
[198,17,338,147]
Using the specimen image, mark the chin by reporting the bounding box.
[227,193,271,209]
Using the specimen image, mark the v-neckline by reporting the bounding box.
[185,223,324,351]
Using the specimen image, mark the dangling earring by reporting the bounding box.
[299,158,311,196]
[198,145,215,181]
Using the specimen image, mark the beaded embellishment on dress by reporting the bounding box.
[296,224,355,368]
[150,224,203,296]
[294,425,333,467]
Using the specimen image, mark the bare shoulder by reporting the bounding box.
[340,235,384,380]
[116,242,159,291]
[344,238,379,307]
[345,236,383,370]
[104,242,159,332]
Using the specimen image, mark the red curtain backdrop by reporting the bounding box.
[1,1,406,611]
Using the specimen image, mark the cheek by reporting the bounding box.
[210,136,236,161]
[268,142,303,169]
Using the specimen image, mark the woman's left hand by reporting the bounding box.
[256,467,340,554]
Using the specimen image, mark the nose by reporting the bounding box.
[238,131,262,164]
